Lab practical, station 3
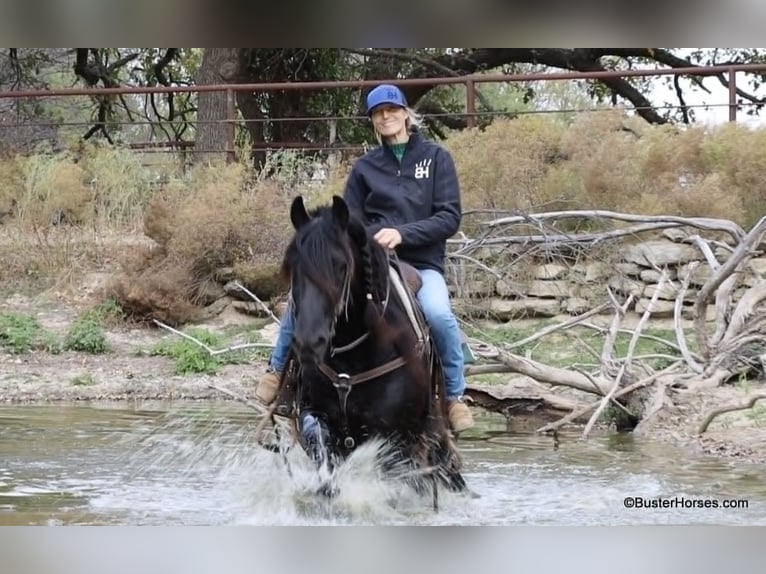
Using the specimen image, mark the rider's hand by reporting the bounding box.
[374,228,402,249]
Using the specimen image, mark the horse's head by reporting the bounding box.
[282,195,370,365]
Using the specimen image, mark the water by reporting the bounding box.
[1,402,765,525]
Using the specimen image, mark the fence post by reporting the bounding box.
[226,88,236,163]
[728,67,737,122]
[465,79,476,129]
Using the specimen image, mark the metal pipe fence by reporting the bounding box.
[1,63,765,167]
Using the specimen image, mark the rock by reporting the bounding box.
[533,263,568,280]
[614,262,643,276]
[608,275,644,297]
[621,240,702,267]
[635,298,676,317]
[677,263,713,286]
[643,282,697,301]
[495,278,526,298]
[662,228,689,242]
[527,280,570,299]
[486,298,562,320]
[223,280,253,301]
[640,268,677,282]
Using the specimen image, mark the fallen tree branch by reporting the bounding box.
[506,302,611,351]
[152,319,274,354]
[494,350,613,395]
[694,214,766,357]
[686,234,721,271]
[572,366,635,418]
[674,262,705,373]
[601,292,634,378]
[482,210,745,242]
[710,273,739,348]
[233,281,282,325]
[697,394,766,435]
[580,322,696,359]
[536,361,683,434]
[582,270,669,439]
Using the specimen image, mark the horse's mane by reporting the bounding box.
[281,204,390,303]
[281,202,414,353]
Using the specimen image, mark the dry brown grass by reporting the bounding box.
[4,114,766,324]
[105,162,298,324]
[447,110,764,226]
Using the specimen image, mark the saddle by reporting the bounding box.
[397,261,423,294]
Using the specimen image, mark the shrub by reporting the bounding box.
[64,310,109,354]
[0,312,41,353]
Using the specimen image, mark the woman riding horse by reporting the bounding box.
[257,83,474,434]
[278,194,468,498]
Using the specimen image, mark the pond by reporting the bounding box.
[1,402,764,525]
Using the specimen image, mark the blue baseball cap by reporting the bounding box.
[365,84,408,115]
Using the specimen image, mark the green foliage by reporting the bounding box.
[64,310,109,354]
[0,312,42,353]
[149,326,266,375]
[463,321,688,372]
[0,311,62,354]
[151,329,223,375]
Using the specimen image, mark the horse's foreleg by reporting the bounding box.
[299,411,337,497]
[299,411,332,468]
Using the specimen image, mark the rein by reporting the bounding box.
[315,251,417,449]
[329,272,391,356]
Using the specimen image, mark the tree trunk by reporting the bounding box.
[194,48,240,165]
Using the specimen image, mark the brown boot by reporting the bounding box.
[254,369,281,405]
[448,398,474,433]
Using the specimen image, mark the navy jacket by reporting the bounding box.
[343,132,461,274]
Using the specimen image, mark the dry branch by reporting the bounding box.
[697,394,766,435]
[600,292,634,378]
[694,214,766,358]
[233,280,282,325]
[505,302,611,351]
[674,262,704,374]
[536,362,683,434]
[152,319,274,354]
[482,210,745,241]
[582,270,669,439]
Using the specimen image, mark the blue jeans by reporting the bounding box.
[268,269,466,400]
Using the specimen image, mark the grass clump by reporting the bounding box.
[150,327,265,375]
[150,329,223,375]
[63,309,109,354]
[0,312,42,353]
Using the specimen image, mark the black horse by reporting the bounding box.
[276,195,469,506]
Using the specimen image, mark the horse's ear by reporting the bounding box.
[331,195,349,229]
[290,196,311,230]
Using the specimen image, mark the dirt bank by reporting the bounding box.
[2,290,766,465]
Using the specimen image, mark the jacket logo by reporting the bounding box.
[414,158,432,179]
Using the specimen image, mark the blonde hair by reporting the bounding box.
[373,106,424,145]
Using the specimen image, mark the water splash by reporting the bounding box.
[88,407,460,525]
